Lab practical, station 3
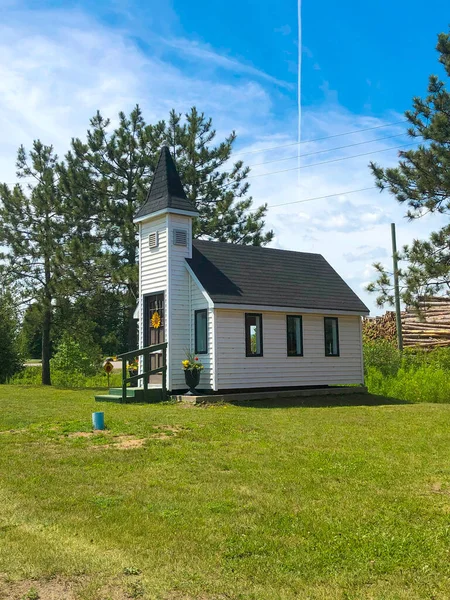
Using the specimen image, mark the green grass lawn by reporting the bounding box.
[2,387,450,599]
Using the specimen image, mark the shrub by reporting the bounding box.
[363,339,402,377]
[50,333,102,377]
[366,365,450,403]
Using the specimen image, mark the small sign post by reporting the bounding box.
[104,359,113,389]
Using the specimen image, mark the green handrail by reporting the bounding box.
[117,342,168,402]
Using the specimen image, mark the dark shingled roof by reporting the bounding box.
[135,146,198,219]
[187,240,369,314]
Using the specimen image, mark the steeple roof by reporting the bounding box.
[134,146,199,220]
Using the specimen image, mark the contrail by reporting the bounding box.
[297,0,302,189]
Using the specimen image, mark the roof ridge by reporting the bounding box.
[192,239,322,258]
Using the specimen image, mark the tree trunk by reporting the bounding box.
[41,302,51,385]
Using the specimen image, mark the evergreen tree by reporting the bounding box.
[164,108,273,245]
[0,142,71,384]
[0,289,22,383]
[19,303,44,360]
[67,106,273,349]
[369,31,450,306]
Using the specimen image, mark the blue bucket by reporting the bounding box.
[92,411,105,430]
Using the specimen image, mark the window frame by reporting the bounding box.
[245,313,263,357]
[286,315,303,357]
[324,317,340,357]
[194,309,208,355]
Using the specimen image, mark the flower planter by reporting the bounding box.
[184,368,201,395]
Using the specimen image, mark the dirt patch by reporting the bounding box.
[91,435,146,450]
[430,481,450,495]
[0,576,144,600]
[0,577,78,600]
[67,431,99,438]
[153,425,183,433]
[149,425,185,440]
[44,424,187,450]
[113,437,146,449]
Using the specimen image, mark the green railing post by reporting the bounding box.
[162,346,167,399]
[143,352,148,396]
[117,342,168,403]
[121,358,127,404]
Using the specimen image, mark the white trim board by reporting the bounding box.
[134,208,199,224]
[214,303,369,316]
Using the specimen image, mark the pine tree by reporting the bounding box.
[163,107,273,245]
[0,288,22,383]
[67,106,273,349]
[369,31,450,305]
[62,106,161,350]
[0,142,70,384]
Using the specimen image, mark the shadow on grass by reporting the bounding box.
[227,393,411,409]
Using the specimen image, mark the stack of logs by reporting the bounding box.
[363,296,450,348]
[402,296,450,348]
[362,311,397,344]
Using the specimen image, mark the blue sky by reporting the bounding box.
[1,0,449,312]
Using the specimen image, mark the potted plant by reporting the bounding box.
[128,358,138,377]
[182,352,204,395]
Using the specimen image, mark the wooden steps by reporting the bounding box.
[95,387,164,404]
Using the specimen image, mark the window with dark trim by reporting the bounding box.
[287,315,303,356]
[245,313,263,357]
[195,309,208,354]
[324,317,339,356]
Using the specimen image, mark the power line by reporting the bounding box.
[254,185,378,212]
[245,142,415,181]
[233,120,408,157]
[248,132,408,169]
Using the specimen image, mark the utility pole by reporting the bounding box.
[391,223,403,351]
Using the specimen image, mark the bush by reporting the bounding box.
[50,334,102,377]
[363,339,402,377]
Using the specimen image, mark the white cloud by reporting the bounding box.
[344,246,388,262]
[160,37,294,90]
[0,9,274,176]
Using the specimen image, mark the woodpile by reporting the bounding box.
[402,296,450,348]
[362,311,396,343]
[363,296,450,348]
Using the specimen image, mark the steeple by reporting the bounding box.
[134,146,199,220]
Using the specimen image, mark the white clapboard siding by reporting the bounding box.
[215,310,364,389]
[139,216,168,350]
[167,215,193,390]
[190,278,214,389]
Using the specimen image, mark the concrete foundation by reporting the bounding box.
[173,386,368,405]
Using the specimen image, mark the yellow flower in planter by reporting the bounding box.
[181,352,204,371]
